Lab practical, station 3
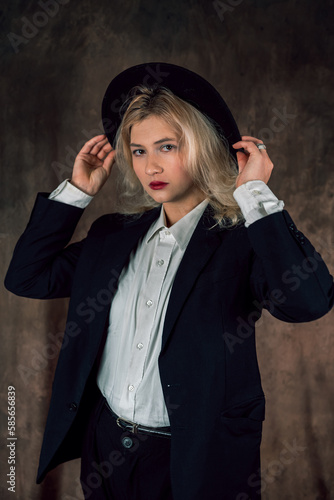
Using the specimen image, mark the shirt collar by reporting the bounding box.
[146,199,209,250]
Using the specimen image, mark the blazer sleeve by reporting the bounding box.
[247,210,334,322]
[4,193,86,299]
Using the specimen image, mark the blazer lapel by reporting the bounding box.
[161,210,222,351]
[94,208,160,282]
[83,206,222,356]
[84,208,160,353]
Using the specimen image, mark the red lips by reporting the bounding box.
[149,182,168,190]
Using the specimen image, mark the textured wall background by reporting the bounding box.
[1,0,333,498]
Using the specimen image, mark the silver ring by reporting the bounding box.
[257,144,266,150]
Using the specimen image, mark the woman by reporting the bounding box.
[5,63,333,500]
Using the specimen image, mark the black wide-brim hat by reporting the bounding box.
[101,62,241,160]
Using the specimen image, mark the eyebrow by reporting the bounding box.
[130,137,178,147]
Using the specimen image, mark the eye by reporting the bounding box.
[132,149,145,157]
[161,144,176,152]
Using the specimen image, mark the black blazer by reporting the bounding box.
[5,193,334,500]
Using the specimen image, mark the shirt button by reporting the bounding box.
[137,343,144,350]
[165,230,171,235]
[252,190,261,195]
[146,299,153,307]
[128,385,135,391]
[157,259,164,266]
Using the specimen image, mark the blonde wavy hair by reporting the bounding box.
[113,85,243,227]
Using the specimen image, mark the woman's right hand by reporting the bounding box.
[70,134,116,196]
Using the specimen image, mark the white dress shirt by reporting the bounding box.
[97,199,208,426]
[49,179,284,426]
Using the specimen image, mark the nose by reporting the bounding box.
[145,156,163,175]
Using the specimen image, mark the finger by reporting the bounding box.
[90,137,109,156]
[103,149,116,175]
[79,135,107,155]
[79,153,103,168]
[96,142,113,160]
[240,135,264,144]
[235,151,247,172]
[236,150,247,162]
[233,140,264,154]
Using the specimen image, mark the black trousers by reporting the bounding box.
[80,394,173,500]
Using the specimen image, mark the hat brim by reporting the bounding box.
[101,62,241,161]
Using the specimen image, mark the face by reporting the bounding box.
[130,115,205,222]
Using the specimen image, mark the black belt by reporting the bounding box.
[105,402,171,439]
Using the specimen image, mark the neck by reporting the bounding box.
[163,196,206,227]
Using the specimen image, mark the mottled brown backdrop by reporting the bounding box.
[1,0,333,499]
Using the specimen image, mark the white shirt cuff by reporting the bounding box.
[48,179,93,209]
[233,180,284,227]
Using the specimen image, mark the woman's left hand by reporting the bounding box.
[232,135,274,188]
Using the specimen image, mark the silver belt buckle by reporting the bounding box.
[116,416,139,434]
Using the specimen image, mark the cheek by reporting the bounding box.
[177,169,194,186]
